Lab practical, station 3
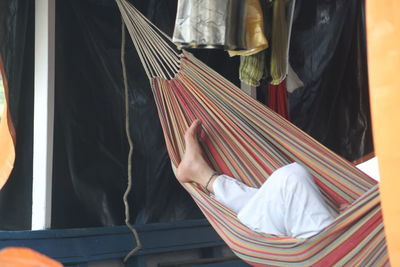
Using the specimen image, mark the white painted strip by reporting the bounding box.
[32,0,56,230]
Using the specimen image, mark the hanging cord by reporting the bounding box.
[121,17,142,262]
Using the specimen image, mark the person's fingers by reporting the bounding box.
[185,119,201,140]
[193,119,202,136]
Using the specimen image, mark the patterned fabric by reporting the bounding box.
[150,52,388,266]
[172,0,246,50]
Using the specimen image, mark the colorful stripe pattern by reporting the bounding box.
[150,51,388,266]
[239,51,266,87]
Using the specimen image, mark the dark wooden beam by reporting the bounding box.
[0,219,225,265]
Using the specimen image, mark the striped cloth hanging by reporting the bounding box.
[116,0,388,265]
[239,51,266,87]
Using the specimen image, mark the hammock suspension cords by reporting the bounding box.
[116,0,180,80]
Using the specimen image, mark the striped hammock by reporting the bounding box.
[116,1,388,266]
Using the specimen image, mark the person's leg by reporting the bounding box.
[177,121,333,238]
[176,119,218,193]
[212,175,258,213]
[238,163,334,238]
[176,120,258,213]
[281,163,334,238]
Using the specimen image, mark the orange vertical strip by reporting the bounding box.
[366,1,400,265]
[0,56,16,189]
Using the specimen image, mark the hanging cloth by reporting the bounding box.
[267,79,290,120]
[270,0,296,85]
[116,1,388,265]
[239,51,266,87]
[172,0,247,50]
[228,0,269,57]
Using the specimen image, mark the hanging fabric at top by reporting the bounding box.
[228,0,269,57]
[172,0,247,50]
[270,0,296,85]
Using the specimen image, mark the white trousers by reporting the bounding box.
[212,163,334,238]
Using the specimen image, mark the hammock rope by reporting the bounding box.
[115,0,388,265]
[116,0,180,80]
[120,18,142,262]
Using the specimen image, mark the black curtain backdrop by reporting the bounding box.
[51,0,240,228]
[0,0,372,230]
[288,0,373,161]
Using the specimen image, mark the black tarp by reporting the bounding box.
[0,0,372,230]
[288,0,373,161]
[52,0,205,228]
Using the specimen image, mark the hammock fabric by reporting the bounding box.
[116,1,388,266]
